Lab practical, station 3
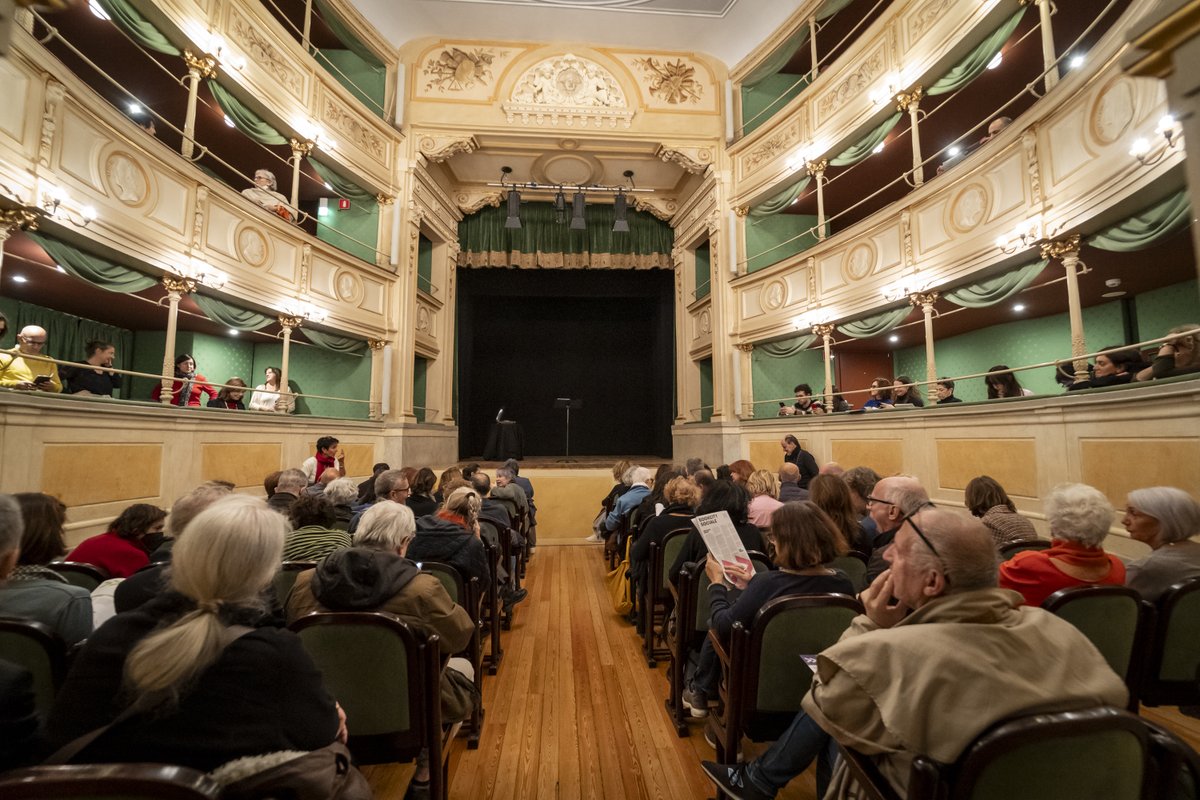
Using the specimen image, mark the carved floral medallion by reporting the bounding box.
[842,242,877,283]
[633,57,703,104]
[236,225,269,268]
[947,183,991,234]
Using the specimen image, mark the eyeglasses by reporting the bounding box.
[390,485,411,496]
[898,502,947,580]
[866,496,894,506]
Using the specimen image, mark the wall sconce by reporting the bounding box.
[1130,114,1182,166]
[281,296,328,324]
[295,120,335,152]
[176,256,227,290]
[205,34,246,71]
[869,73,902,106]
[881,277,925,302]
[33,183,96,227]
[995,217,1045,254]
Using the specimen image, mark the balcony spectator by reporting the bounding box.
[241,169,295,222]
[0,326,62,393]
[207,377,248,409]
[891,376,924,407]
[1136,324,1200,381]
[862,378,892,409]
[779,383,824,416]
[247,366,293,413]
[934,377,962,404]
[59,340,121,397]
[151,354,216,407]
[1067,347,1140,390]
[985,365,1033,399]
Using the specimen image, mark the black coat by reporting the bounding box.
[408,514,490,589]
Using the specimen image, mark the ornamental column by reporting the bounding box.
[909,292,939,401]
[806,159,828,240]
[897,87,925,188]
[809,16,820,80]
[813,323,835,407]
[734,342,754,419]
[277,315,302,413]
[1042,235,1088,381]
[288,139,315,208]
[1028,0,1060,92]
[368,338,387,421]
[160,276,197,404]
[181,51,217,160]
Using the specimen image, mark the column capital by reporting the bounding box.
[909,290,939,308]
[805,158,828,177]
[161,275,197,296]
[0,208,38,237]
[812,323,836,338]
[376,194,396,206]
[289,138,316,158]
[368,338,388,350]
[734,342,754,353]
[182,50,218,79]
[277,315,304,331]
[1040,234,1081,262]
[896,86,924,112]
[733,205,750,218]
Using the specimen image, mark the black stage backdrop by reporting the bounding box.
[457,268,675,459]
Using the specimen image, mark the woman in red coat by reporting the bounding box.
[151,354,217,407]
[66,504,167,578]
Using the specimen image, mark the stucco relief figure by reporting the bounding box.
[424,47,498,92]
[238,229,267,267]
[510,55,626,109]
[635,57,703,105]
[336,272,359,302]
[763,281,786,310]
[107,154,147,205]
[1093,81,1134,143]
[953,187,987,231]
[845,245,874,281]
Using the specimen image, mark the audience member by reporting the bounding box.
[47,496,343,771]
[669,480,766,585]
[0,325,62,393]
[304,467,340,497]
[778,383,824,416]
[0,311,7,343]
[493,466,530,518]
[864,476,931,583]
[1067,347,1140,391]
[357,462,391,505]
[842,466,881,541]
[1137,324,1200,380]
[891,376,924,407]
[587,460,634,543]
[777,463,808,503]
[471,472,512,530]
[0,493,39,771]
[808,474,871,554]
[461,463,481,481]
[66,503,166,579]
[301,436,344,484]
[631,476,699,599]
[827,387,852,413]
[702,507,1126,800]
[985,365,1033,399]
[348,469,409,534]
[433,466,461,505]
[638,464,683,523]
[1000,483,1125,606]
[818,462,844,477]
[746,469,784,528]
[685,502,853,717]
[504,459,537,549]
[685,457,709,477]
[323,477,358,531]
[979,115,1012,144]
[781,436,818,489]
[151,354,216,407]
[248,366,293,413]
[0,493,90,645]
[602,465,650,538]
[407,467,439,517]
[470,473,527,611]
[715,464,732,481]
[263,470,282,499]
[409,486,490,590]
[964,475,1038,548]
[1123,487,1200,601]
[934,377,961,404]
[59,340,121,397]
[283,494,352,562]
[241,168,295,222]
[728,459,756,486]
[862,378,892,409]
[267,468,307,516]
[206,377,247,409]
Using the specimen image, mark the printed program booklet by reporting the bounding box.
[690,510,757,583]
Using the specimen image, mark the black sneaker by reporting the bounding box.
[700,761,771,800]
[681,686,710,718]
[503,587,528,612]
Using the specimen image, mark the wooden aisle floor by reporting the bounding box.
[361,544,1200,800]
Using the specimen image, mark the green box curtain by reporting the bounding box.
[830,112,903,167]
[206,80,287,145]
[26,231,157,293]
[836,306,912,339]
[307,157,380,264]
[928,8,1026,96]
[312,0,387,118]
[303,329,368,355]
[757,334,817,358]
[192,294,275,332]
[943,260,1047,308]
[9,299,134,393]
[1086,189,1191,252]
[750,176,812,218]
[457,202,673,269]
[740,0,852,87]
[745,213,821,273]
[94,0,181,56]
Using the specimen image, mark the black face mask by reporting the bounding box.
[141,532,167,554]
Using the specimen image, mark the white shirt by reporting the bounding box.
[249,384,294,413]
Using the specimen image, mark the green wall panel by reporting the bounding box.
[751,345,824,418]
[741,73,808,136]
[698,357,713,423]
[252,342,371,419]
[1135,279,1199,339]
[745,213,821,273]
[413,355,428,423]
[695,241,711,300]
[418,234,434,294]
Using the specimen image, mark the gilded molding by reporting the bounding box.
[418,134,480,163]
[0,208,39,235]
[277,315,303,331]
[743,125,796,173]
[816,49,885,120]
[182,50,218,79]
[38,80,65,171]
[908,0,956,43]
[655,144,713,174]
[1041,234,1082,262]
[734,342,755,352]
[162,275,197,296]
[368,338,387,350]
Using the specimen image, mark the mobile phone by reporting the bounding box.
[33,375,51,385]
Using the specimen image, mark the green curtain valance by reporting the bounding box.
[831,112,903,167]
[312,0,385,67]
[94,0,181,56]
[757,334,817,358]
[836,306,912,339]
[750,176,812,218]
[306,158,375,203]
[192,294,274,331]
[1086,189,1192,252]
[458,202,673,269]
[743,27,811,87]
[816,0,857,20]
[206,81,287,145]
[26,232,157,293]
[928,8,1026,96]
[303,328,368,355]
[943,260,1047,308]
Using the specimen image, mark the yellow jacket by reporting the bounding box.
[0,347,63,392]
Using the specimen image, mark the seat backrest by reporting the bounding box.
[0,763,223,799]
[998,539,1051,560]
[949,706,1150,800]
[656,527,694,588]
[828,555,868,592]
[1042,586,1147,682]
[48,562,109,591]
[1154,577,1200,682]
[273,561,317,605]
[745,595,862,713]
[0,617,67,715]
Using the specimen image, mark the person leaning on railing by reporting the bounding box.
[0,326,62,393]
[241,169,297,223]
[59,340,121,397]
[151,354,217,407]
[1135,324,1200,381]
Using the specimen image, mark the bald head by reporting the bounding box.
[902,507,997,595]
[819,462,844,477]
[869,475,929,534]
[16,325,47,356]
[778,463,800,484]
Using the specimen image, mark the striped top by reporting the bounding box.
[282,526,353,562]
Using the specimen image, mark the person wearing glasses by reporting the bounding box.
[863,476,931,584]
[0,325,62,392]
[347,469,409,535]
[703,506,1127,800]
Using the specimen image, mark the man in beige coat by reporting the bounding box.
[703,506,1127,800]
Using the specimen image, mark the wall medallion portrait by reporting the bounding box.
[947,183,991,234]
[761,279,787,312]
[842,242,877,283]
[236,226,269,268]
[103,152,150,207]
[698,309,711,335]
[334,269,364,305]
[416,305,432,332]
[1091,78,1135,145]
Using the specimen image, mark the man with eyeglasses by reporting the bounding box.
[863,476,929,584]
[0,325,62,393]
[347,469,409,535]
[703,506,1127,800]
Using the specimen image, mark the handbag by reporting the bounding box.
[214,741,372,800]
[606,536,633,616]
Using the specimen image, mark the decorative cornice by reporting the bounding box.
[454,191,503,215]
[417,134,479,163]
[655,144,714,175]
[632,195,678,222]
[1040,234,1082,261]
[376,194,395,206]
[182,50,218,79]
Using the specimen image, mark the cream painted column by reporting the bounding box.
[897,87,925,188]
[910,292,939,400]
[276,315,302,413]
[159,276,196,404]
[808,16,820,80]
[672,256,691,423]
[288,139,314,207]
[438,242,460,424]
[706,212,734,422]
[1030,0,1060,92]
[368,339,387,421]
[813,323,835,407]
[376,195,396,270]
[181,51,217,160]
[806,159,828,240]
[1042,235,1088,381]
[734,342,754,419]
[390,199,422,424]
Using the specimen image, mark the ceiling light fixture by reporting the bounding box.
[873,142,885,154]
[1069,54,1085,69]
[11,275,27,283]
[888,334,899,343]
[89,0,110,20]
[228,329,239,336]
[1013,303,1026,312]
[947,145,962,158]
[987,53,1003,70]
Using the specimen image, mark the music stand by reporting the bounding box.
[553,397,583,462]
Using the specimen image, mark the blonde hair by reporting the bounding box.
[444,486,481,526]
[746,469,780,499]
[663,476,700,507]
[123,495,286,707]
[612,459,633,482]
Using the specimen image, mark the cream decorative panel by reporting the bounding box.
[309,252,387,317]
[811,38,888,129]
[818,226,903,293]
[691,304,713,350]
[225,4,308,102]
[737,119,801,182]
[911,148,1025,260]
[318,85,392,169]
[0,59,30,147]
[56,106,106,192]
[740,269,809,321]
[415,43,520,101]
[902,0,956,47]
[617,53,717,112]
[414,296,439,354]
[144,169,191,235]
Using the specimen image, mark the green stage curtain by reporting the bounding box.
[303,329,367,355]
[836,306,912,339]
[206,81,287,145]
[192,294,274,331]
[94,0,180,56]
[831,113,903,166]
[307,158,380,263]
[1086,190,1191,252]
[26,232,157,293]
[928,8,1026,96]
[457,202,673,269]
[749,176,812,217]
[943,260,1047,308]
[758,334,817,358]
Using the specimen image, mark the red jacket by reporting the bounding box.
[66,531,150,579]
[151,374,218,407]
[999,540,1126,607]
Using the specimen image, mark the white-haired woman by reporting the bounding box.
[1000,483,1126,606]
[324,476,358,531]
[240,168,295,222]
[46,495,345,771]
[1123,487,1200,601]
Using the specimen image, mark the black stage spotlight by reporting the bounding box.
[570,191,587,230]
[504,188,522,229]
[612,190,629,233]
[554,189,567,223]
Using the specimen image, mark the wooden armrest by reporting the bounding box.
[837,744,904,800]
[707,628,730,668]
